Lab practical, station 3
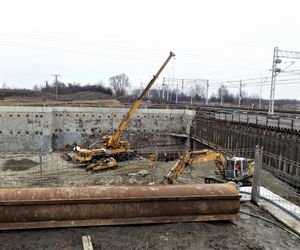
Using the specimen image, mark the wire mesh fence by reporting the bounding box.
[0,147,299,214]
[0,149,191,188]
[245,146,300,221]
[0,147,254,188]
[260,149,300,211]
[0,149,214,187]
[0,153,74,187]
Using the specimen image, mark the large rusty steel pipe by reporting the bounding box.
[0,184,240,230]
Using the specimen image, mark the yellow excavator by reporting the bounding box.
[161,149,255,186]
[72,51,175,168]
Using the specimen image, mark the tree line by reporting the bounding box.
[39,81,113,96]
[32,73,131,97]
[2,73,300,105]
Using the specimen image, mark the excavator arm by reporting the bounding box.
[104,51,175,149]
[161,149,226,184]
[161,152,192,184]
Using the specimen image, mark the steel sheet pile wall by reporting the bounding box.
[0,184,240,230]
[191,114,300,189]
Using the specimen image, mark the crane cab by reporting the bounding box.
[225,157,249,180]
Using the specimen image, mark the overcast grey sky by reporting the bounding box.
[0,0,300,99]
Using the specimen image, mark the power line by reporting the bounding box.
[51,74,61,100]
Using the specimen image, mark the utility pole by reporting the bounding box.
[206,80,209,105]
[52,74,61,100]
[181,79,184,103]
[190,81,194,105]
[268,47,281,115]
[220,84,224,106]
[176,82,179,103]
[167,84,169,101]
[259,79,262,109]
[267,47,300,113]
[171,63,175,102]
[146,83,150,98]
[162,77,165,99]
[239,80,243,107]
[166,78,170,101]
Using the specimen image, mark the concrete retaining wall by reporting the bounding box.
[0,106,195,153]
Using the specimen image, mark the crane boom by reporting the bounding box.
[105,51,175,149]
[71,51,176,164]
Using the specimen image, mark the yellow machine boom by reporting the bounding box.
[104,51,175,149]
[73,51,175,163]
[161,149,254,185]
[161,149,225,184]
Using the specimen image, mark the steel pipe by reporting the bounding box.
[0,184,240,230]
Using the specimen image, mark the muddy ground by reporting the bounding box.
[0,152,299,249]
[0,152,298,203]
[0,202,299,250]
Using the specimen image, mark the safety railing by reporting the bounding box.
[215,112,300,132]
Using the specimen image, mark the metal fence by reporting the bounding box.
[250,146,300,220]
[0,150,176,188]
[3,102,197,110]
[0,148,253,188]
[0,147,299,213]
[0,153,74,187]
[215,112,300,132]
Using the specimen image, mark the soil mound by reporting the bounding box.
[2,159,39,171]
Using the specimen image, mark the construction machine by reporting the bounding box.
[86,157,117,172]
[71,51,175,167]
[161,149,255,185]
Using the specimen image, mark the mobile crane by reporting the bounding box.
[161,149,255,185]
[72,52,175,168]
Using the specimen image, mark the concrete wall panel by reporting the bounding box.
[0,106,195,153]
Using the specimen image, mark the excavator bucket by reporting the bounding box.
[60,152,72,161]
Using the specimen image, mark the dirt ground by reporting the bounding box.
[0,201,299,250]
[0,152,299,249]
[0,151,298,196]
[0,97,121,107]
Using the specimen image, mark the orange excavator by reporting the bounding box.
[71,52,175,169]
[161,149,255,186]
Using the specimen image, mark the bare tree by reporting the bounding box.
[109,73,130,97]
[1,82,7,89]
[32,85,40,91]
[190,83,206,101]
[216,86,234,103]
